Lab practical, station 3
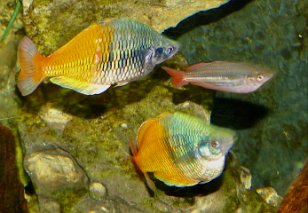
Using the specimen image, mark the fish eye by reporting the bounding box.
[155,47,164,55]
[209,140,221,155]
[198,140,221,158]
[257,74,264,81]
[210,140,220,149]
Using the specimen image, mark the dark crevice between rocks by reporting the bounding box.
[163,0,255,39]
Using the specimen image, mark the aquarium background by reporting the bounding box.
[0,0,307,212]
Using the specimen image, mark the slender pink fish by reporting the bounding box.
[162,61,273,93]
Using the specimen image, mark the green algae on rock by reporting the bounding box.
[17,81,214,212]
[22,0,229,54]
[16,79,281,212]
[0,38,21,126]
[0,0,23,45]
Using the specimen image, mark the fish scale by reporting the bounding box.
[162,117,207,181]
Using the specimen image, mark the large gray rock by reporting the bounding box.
[24,145,89,195]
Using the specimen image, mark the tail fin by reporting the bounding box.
[161,66,187,87]
[17,36,45,96]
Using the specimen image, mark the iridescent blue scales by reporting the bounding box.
[130,112,237,187]
[17,18,179,96]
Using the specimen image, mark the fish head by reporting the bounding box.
[193,126,236,182]
[197,126,236,161]
[248,68,274,89]
[149,41,179,65]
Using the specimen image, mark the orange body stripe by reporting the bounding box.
[42,24,114,83]
[134,116,197,186]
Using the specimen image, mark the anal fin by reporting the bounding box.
[115,81,129,87]
[50,76,110,95]
[154,171,198,187]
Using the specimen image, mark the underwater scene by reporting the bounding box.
[0,0,307,212]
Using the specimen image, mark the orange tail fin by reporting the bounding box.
[17,37,46,96]
[161,66,187,87]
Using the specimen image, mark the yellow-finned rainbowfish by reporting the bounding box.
[130,112,236,188]
[17,18,179,96]
[162,61,273,93]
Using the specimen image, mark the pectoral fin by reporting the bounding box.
[50,77,110,95]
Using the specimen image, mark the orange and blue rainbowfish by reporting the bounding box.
[162,61,273,93]
[130,112,236,187]
[17,18,179,96]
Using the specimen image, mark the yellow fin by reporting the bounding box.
[50,77,110,95]
[154,171,198,187]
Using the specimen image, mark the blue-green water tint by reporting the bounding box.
[176,0,308,195]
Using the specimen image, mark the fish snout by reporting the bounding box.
[220,132,236,154]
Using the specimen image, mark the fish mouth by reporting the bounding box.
[262,69,274,82]
[265,72,274,81]
[220,133,237,154]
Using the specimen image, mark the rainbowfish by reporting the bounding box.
[17,18,179,96]
[162,61,273,93]
[130,112,236,187]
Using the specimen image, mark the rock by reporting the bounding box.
[18,82,213,212]
[22,0,229,53]
[0,0,23,127]
[73,195,144,213]
[256,187,282,208]
[175,101,211,122]
[0,0,23,42]
[89,182,107,201]
[38,196,61,213]
[24,145,89,195]
[191,155,280,213]
[0,38,20,126]
[39,103,73,134]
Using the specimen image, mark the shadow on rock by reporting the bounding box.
[211,97,270,129]
[153,174,223,198]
